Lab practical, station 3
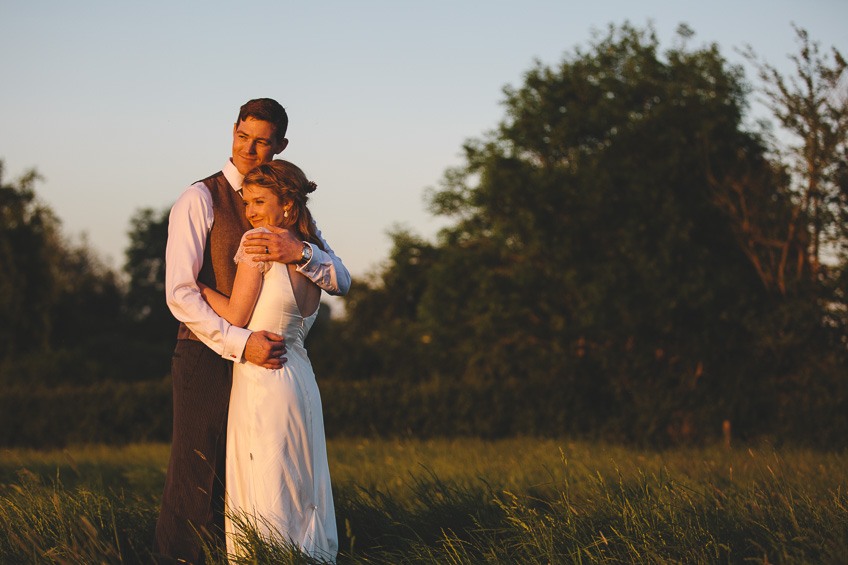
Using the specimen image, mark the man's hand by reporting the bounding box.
[244,330,287,369]
[244,226,304,264]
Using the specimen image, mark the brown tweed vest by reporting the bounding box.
[177,171,251,341]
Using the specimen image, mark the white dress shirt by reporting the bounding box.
[165,159,351,361]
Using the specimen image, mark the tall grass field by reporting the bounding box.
[1,438,846,564]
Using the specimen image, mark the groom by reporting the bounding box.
[154,98,350,564]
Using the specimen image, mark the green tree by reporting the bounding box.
[717,27,848,445]
[418,23,823,443]
[0,161,130,386]
[310,228,438,382]
[743,25,848,292]
[124,207,177,346]
[114,206,195,381]
[48,234,124,364]
[302,24,848,445]
[0,162,57,360]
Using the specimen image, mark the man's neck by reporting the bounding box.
[224,158,245,191]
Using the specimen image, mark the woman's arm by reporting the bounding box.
[198,260,263,327]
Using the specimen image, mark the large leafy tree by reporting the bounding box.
[411,24,840,442]
[427,28,758,347]
[314,24,847,444]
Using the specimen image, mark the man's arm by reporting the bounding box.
[243,221,351,296]
[165,183,252,361]
[165,185,287,369]
[165,185,288,368]
[299,221,351,295]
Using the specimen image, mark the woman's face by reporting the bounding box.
[242,183,289,228]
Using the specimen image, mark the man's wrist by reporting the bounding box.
[298,242,313,265]
[223,326,252,363]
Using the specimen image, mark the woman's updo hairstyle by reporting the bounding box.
[243,160,326,251]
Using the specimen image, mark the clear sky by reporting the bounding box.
[2,0,846,283]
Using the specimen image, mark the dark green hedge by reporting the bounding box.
[0,379,173,448]
[2,374,846,449]
[0,377,602,448]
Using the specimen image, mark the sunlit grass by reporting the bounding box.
[1,439,847,563]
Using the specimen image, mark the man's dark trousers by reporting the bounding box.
[153,340,232,564]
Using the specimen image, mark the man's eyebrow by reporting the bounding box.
[238,129,271,143]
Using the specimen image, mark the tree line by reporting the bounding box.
[1,23,846,447]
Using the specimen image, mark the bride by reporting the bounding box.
[198,159,338,562]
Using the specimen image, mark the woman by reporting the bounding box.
[198,159,337,562]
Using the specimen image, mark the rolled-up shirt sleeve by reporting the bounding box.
[165,183,251,360]
[296,221,351,296]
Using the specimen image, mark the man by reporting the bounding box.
[154,98,349,564]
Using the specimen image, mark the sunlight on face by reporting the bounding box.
[242,183,288,228]
[231,118,285,175]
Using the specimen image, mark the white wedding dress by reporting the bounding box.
[225,230,337,562]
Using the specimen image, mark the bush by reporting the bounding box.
[1,369,846,449]
[0,379,172,448]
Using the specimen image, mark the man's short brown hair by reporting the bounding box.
[237,98,288,143]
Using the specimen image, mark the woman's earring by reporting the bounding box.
[284,210,289,218]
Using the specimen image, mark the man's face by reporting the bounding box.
[231,117,288,175]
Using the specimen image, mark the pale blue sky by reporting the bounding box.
[2,0,846,281]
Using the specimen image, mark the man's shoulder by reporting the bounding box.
[178,170,225,201]
[196,171,237,198]
[194,170,225,186]
[172,177,215,212]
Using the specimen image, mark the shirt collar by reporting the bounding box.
[224,159,244,192]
